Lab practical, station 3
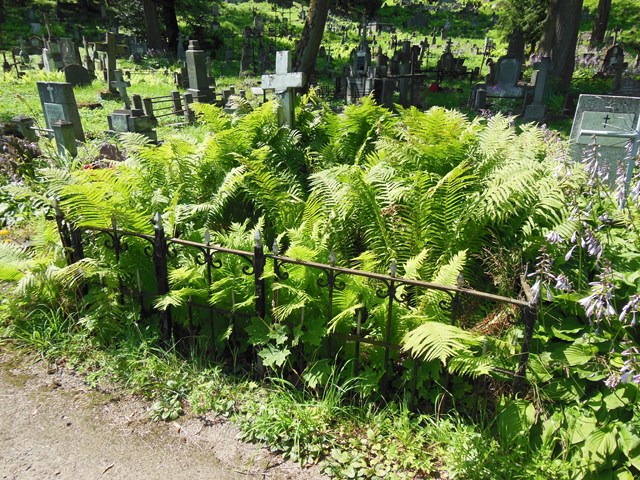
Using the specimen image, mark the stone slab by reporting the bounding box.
[570,94,640,177]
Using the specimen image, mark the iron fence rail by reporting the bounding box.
[54,208,538,404]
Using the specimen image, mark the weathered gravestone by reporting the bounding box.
[106,70,157,142]
[570,94,640,190]
[64,64,92,86]
[523,56,552,121]
[185,40,215,103]
[59,38,80,66]
[37,81,85,142]
[261,50,305,128]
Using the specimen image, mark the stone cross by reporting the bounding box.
[111,69,131,109]
[523,56,553,121]
[92,32,126,93]
[261,51,305,128]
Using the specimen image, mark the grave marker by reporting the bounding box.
[64,64,92,86]
[570,95,640,194]
[36,81,85,142]
[111,69,131,109]
[185,40,215,103]
[92,32,128,95]
[523,57,552,121]
[261,51,305,128]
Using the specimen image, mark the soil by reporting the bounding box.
[0,349,329,480]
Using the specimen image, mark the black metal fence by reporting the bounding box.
[54,206,537,403]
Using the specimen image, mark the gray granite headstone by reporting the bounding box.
[185,40,214,103]
[37,81,85,142]
[64,64,92,86]
[59,38,80,66]
[496,57,520,87]
[570,94,640,181]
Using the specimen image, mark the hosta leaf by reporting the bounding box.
[584,426,617,459]
[618,425,640,457]
[563,344,598,366]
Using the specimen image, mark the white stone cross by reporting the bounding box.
[111,69,131,109]
[261,51,305,128]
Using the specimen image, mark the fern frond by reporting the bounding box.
[402,319,480,364]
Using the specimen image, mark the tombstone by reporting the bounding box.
[470,56,525,109]
[107,72,156,141]
[570,95,640,192]
[494,57,522,92]
[261,50,305,128]
[64,64,92,86]
[42,48,54,72]
[177,34,186,61]
[58,38,80,66]
[254,15,264,34]
[92,32,128,95]
[240,27,255,76]
[373,78,395,109]
[44,40,64,70]
[185,40,215,103]
[523,57,552,121]
[107,108,157,142]
[36,81,85,142]
[111,70,131,109]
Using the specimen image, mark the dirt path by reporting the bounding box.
[0,350,328,480]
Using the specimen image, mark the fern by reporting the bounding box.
[402,320,480,364]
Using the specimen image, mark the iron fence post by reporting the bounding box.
[513,305,537,393]
[383,259,398,395]
[152,212,172,341]
[53,198,84,265]
[254,230,266,319]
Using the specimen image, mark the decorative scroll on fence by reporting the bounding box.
[54,207,538,405]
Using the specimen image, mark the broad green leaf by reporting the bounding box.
[585,426,618,459]
[258,346,291,368]
[565,410,597,445]
[563,344,597,366]
[603,389,630,410]
[618,425,640,457]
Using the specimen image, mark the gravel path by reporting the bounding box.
[0,350,327,480]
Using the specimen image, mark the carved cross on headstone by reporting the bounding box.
[46,84,55,102]
[111,70,131,109]
[261,51,305,128]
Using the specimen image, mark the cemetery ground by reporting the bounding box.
[0,346,327,480]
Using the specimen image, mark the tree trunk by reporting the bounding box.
[159,0,179,56]
[143,0,164,51]
[590,0,612,48]
[538,0,583,91]
[0,0,5,24]
[294,0,330,88]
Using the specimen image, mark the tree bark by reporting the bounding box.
[294,0,330,88]
[538,0,583,91]
[143,0,164,51]
[590,0,612,48]
[159,0,179,56]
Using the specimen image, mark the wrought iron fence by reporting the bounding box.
[54,206,538,405]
